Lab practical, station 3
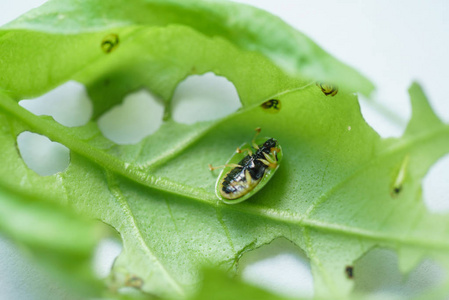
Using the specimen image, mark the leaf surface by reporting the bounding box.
[0,1,448,299]
[1,0,373,97]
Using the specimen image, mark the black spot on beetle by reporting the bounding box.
[101,33,119,53]
[345,265,354,279]
[261,99,281,113]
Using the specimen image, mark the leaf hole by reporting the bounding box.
[353,248,445,297]
[358,94,408,138]
[423,153,449,213]
[19,81,93,127]
[92,237,123,278]
[237,238,313,299]
[17,132,70,176]
[171,72,241,124]
[98,89,164,144]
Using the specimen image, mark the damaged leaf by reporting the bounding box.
[0,1,448,299]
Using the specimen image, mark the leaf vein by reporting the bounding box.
[106,171,185,296]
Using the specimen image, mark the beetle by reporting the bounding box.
[101,33,120,53]
[316,82,338,96]
[260,99,282,113]
[209,128,282,204]
[345,266,354,279]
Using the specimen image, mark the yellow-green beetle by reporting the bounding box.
[209,128,283,204]
[316,82,338,96]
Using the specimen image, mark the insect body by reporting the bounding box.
[209,128,282,204]
[345,266,354,279]
[101,33,119,53]
[316,82,338,96]
[260,99,282,113]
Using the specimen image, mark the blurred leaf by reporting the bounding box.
[0,183,104,296]
[1,0,373,98]
[191,268,300,300]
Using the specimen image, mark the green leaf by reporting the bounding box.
[0,182,104,296]
[1,0,373,98]
[190,268,300,300]
[0,1,448,299]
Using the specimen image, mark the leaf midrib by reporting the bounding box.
[2,94,449,254]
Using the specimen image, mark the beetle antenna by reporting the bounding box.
[252,127,261,149]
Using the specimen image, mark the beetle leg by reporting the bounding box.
[236,147,253,155]
[209,163,241,171]
[245,169,252,185]
[262,152,277,164]
[258,158,269,165]
[270,147,280,162]
[252,127,261,149]
[257,158,277,169]
[270,147,281,155]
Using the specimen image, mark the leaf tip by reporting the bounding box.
[405,81,443,135]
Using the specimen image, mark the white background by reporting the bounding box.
[1,0,449,299]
